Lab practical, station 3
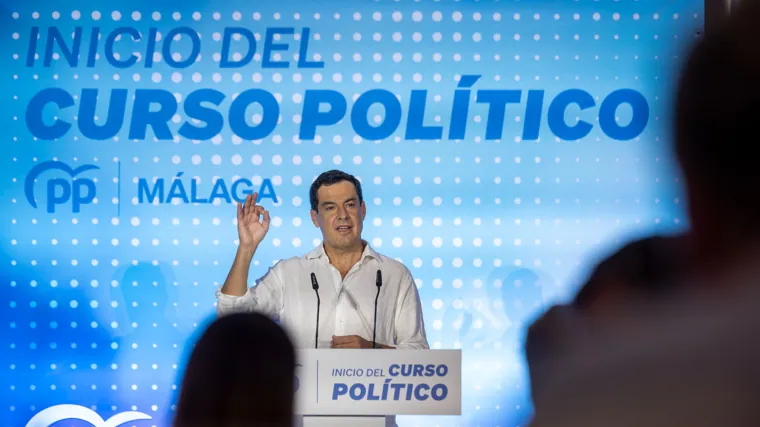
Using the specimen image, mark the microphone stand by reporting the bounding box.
[311,273,320,349]
[372,270,382,349]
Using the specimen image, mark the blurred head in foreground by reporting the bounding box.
[528,0,760,355]
[525,235,690,401]
[572,234,691,315]
[675,0,760,272]
[174,312,296,427]
[527,7,760,425]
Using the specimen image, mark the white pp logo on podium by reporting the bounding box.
[295,349,462,416]
[25,405,152,427]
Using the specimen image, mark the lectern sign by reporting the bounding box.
[295,349,462,416]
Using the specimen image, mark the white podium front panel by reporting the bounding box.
[294,349,462,416]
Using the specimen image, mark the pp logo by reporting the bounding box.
[25,404,151,427]
[25,161,99,213]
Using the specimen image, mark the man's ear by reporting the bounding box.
[310,209,319,227]
[361,201,367,220]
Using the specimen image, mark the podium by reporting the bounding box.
[294,349,462,427]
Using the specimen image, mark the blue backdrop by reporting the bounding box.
[1,0,701,426]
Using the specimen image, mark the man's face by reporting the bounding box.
[310,181,366,251]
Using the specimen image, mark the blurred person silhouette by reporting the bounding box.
[529,2,760,426]
[173,312,296,427]
[525,234,691,410]
[572,235,691,314]
[111,262,184,342]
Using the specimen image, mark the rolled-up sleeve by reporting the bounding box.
[215,265,284,320]
[394,269,430,350]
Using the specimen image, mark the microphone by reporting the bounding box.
[372,269,383,349]
[311,273,320,349]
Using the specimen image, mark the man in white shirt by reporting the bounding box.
[216,169,429,351]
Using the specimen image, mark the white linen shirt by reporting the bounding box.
[215,242,429,350]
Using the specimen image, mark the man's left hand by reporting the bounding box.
[330,335,373,348]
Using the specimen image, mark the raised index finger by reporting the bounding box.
[244,194,252,216]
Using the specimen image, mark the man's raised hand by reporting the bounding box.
[237,192,270,252]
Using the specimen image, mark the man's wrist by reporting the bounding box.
[237,244,258,259]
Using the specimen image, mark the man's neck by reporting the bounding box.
[324,240,366,277]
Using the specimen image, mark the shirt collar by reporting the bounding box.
[306,240,383,265]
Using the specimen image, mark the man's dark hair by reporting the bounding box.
[309,170,363,211]
[674,1,760,229]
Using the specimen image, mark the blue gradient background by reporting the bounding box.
[1,1,701,426]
